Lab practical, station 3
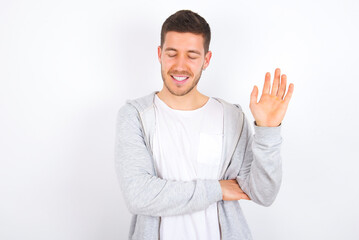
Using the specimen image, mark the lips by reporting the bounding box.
[172,75,188,81]
[171,75,189,84]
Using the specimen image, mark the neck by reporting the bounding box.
[156,87,209,111]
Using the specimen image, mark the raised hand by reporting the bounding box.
[250,68,294,127]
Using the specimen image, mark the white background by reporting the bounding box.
[1,0,359,239]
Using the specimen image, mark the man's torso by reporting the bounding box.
[153,94,223,240]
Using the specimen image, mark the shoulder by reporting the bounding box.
[117,91,157,117]
[117,102,138,118]
[211,96,243,114]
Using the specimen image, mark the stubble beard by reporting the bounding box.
[161,66,203,97]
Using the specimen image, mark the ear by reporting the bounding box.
[202,51,212,70]
[157,46,162,63]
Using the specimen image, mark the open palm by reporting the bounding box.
[250,68,294,127]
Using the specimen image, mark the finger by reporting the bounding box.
[250,85,258,106]
[278,74,287,100]
[241,193,251,200]
[262,72,271,95]
[284,83,294,104]
[271,68,280,96]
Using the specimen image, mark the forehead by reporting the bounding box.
[163,31,205,53]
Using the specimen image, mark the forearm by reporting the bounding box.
[116,166,222,217]
[236,119,283,207]
[115,104,223,217]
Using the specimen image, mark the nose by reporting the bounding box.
[173,54,187,71]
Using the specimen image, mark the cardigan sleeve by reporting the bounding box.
[236,114,283,207]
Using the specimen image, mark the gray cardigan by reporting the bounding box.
[114,91,283,240]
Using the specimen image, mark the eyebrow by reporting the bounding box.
[164,48,201,55]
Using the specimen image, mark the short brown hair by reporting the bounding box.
[160,10,211,54]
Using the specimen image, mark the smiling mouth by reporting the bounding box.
[171,75,189,82]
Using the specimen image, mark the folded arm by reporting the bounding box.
[114,103,223,217]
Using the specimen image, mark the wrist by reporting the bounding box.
[254,121,281,127]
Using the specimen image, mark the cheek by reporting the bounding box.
[192,61,204,73]
[161,58,174,68]
[160,61,170,72]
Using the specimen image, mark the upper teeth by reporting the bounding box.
[173,76,188,81]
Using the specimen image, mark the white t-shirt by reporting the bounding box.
[153,94,224,240]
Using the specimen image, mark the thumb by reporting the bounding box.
[250,85,258,106]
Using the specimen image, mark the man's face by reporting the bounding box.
[158,31,212,96]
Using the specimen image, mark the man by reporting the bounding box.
[115,10,294,240]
